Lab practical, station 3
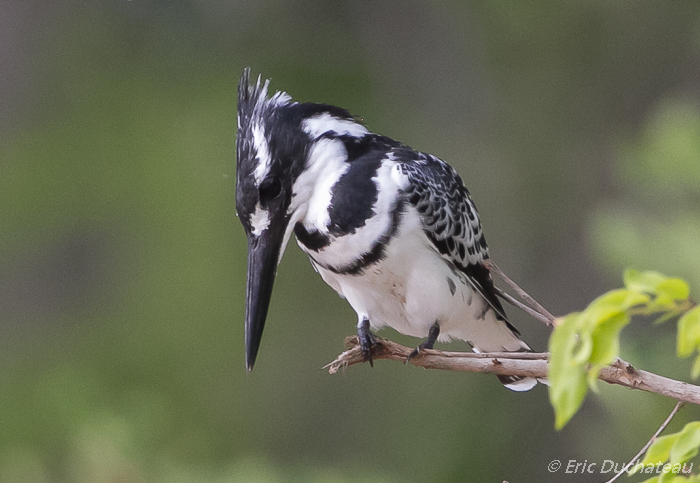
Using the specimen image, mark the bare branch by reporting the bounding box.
[604,401,684,483]
[483,260,556,326]
[492,285,553,326]
[325,337,700,406]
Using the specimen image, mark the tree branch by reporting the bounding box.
[492,285,553,326]
[483,260,556,326]
[325,337,700,406]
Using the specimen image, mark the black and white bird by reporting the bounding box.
[236,68,536,391]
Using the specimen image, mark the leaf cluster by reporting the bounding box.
[549,270,696,429]
[633,421,700,483]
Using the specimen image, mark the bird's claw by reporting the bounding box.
[358,319,376,367]
[359,331,376,367]
[405,322,440,364]
[405,345,423,364]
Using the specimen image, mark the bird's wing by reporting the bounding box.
[395,148,510,323]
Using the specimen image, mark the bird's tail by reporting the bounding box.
[497,374,539,392]
[467,320,543,391]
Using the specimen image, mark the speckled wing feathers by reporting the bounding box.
[396,149,510,323]
[397,150,487,264]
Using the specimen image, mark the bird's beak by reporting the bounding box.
[244,216,288,372]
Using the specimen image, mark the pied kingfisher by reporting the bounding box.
[236,68,536,391]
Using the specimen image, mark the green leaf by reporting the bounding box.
[668,477,698,483]
[587,288,649,316]
[692,355,700,379]
[657,278,690,302]
[548,314,588,429]
[625,270,689,313]
[624,269,668,294]
[571,330,593,365]
[677,306,700,358]
[640,434,679,467]
[589,312,629,367]
[657,476,695,483]
[571,288,642,388]
[587,313,629,391]
[551,364,587,430]
[573,289,647,367]
[670,421,700,464]
[637,474,690,483]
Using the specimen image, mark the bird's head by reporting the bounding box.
[236,68,367,371]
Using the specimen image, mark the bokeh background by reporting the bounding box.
[3,2,700,482]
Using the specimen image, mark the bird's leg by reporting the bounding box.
[406,322,440,363]
[357,317,377,367]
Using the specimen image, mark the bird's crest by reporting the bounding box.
[237,68,294,184]
[237,68,292,133]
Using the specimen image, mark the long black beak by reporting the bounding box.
[244,221,287,372]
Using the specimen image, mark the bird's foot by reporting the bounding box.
[406,322,440,364]
[358,318,377,367]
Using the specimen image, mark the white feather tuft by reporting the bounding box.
[252,124,271,186]
[503,377,538,392]
[303,113,368,140]
[291,138,349,233]
[250,204,270,237]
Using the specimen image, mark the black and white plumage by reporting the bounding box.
[236,68,536,391]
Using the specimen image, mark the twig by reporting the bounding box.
[483,260,556,325]
[325,337,700,406]
[604,401,684,483]
[492,286,553,326]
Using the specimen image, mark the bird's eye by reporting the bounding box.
[258,177,282,203]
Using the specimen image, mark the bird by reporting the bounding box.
[235,68,537,391]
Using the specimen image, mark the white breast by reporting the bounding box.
[314,206,528,352]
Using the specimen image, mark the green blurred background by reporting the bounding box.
[3,2,700,482]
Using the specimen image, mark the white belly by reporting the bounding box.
[304,208,528,352]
